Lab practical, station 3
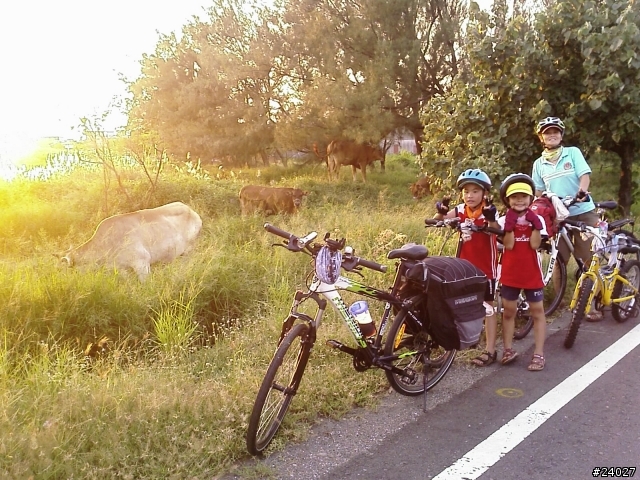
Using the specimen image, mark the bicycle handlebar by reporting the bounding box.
[425,217,504,236]
[264,223,388,273]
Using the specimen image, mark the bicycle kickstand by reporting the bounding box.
[422,346,430,413]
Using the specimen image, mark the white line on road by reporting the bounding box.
[432,323,640,480]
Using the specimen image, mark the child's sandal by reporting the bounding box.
[528,354,545,372]
[501,348,519,365]
[471,350,497,367]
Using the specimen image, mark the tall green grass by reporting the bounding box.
[0,153,637,478]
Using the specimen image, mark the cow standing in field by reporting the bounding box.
[326,140,384,182]
[60,202,202,282]
[239,185,308,216]
[409,176,433,199]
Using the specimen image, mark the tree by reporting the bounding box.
[420,0,640,213]
[126,0,284,167]
[269,0,469,154]
[125,0,469,164]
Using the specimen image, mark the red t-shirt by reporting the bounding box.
[500,221,544,289]
[455,204,498,280]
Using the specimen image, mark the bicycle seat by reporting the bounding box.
[609,218,634,230]
[387,243,429,260]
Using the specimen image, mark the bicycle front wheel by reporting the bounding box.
[564,277,593,349]
[540,245,568,316]
[612,259,640,323]
[246,323,312,455]
[384,309,456,396]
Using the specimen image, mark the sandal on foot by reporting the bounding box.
[471,350,497,367]
[585,310,603,322]
[528,354,545,372]
[501,348,519,365]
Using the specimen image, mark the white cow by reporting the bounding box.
[61,202,202,281]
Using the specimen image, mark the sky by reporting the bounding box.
[0,0,213,162]
[0,0,493,164]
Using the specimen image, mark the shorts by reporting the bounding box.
[501,284,544,303]
[485,278,497,302]
[558,209,599,265]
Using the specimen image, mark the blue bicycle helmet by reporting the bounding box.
[536,117,565,135]
[499,173,535,206]
[456,168,492,191]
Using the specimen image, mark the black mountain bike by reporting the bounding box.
[247,223,463,455]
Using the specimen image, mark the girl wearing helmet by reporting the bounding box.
[433,168,500,367]
[497,173,547,371]
[531,116,601,320]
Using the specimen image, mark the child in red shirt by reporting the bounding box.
[434,168,500,366]
[498,173,546,372]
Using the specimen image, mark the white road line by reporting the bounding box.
[433,323,640,480]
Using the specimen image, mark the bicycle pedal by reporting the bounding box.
[326,339,343,349]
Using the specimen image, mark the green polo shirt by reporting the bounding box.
[531,146,595,216]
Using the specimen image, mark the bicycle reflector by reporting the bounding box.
[316,245,342,284]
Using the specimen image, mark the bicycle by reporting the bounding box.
[246,223,485,455]
[511,195,637,339]
[563,218,640,348]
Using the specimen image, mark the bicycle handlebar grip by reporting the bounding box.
[484,225,504,236]
[357,257,388,273]
[264,223,294,240]
[424,218,440,226]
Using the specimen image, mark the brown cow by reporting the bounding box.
[409,176,433,199]
[60,202,202,282]
[326,140,384,182]
[239,185,308,215]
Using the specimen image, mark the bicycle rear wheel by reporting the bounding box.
[246,323,312,455]
[612,259,640,322]
[384,308,456,396]
[513,246,567,340]
[564,277,593,349]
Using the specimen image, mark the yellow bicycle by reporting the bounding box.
[563,220,640,348]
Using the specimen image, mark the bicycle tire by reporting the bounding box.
[246,323,312,455]
[564,277,593,349]
[384,307,456,396]
[612,259,640,323]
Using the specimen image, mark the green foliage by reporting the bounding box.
[125,0,468,164]
[420,0,640,213]
[153,289,200,355]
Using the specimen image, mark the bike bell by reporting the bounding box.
[315,245,342,284]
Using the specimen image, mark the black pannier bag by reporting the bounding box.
[405,256,487,350]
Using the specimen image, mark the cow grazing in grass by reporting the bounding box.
[326,140,384,182]
[409,176,433,199]
[61,202,202,282]
[239,185,308,216]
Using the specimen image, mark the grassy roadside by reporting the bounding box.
[0,153,637,478]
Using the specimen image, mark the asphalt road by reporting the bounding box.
[227,310,640,480]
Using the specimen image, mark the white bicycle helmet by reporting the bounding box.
[315,246,342,284]
[536,117,565,135]
[499,173,535,206]
[456,168,492,191]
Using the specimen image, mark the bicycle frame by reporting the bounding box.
[278,262,428,375]
[569,231,639,313]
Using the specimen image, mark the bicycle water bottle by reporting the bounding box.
[349,301,376,337]
[598,220,608,237]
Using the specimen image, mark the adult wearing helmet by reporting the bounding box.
[531,117,601,320]
[433,168,500,367]
[497,173,547,371]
